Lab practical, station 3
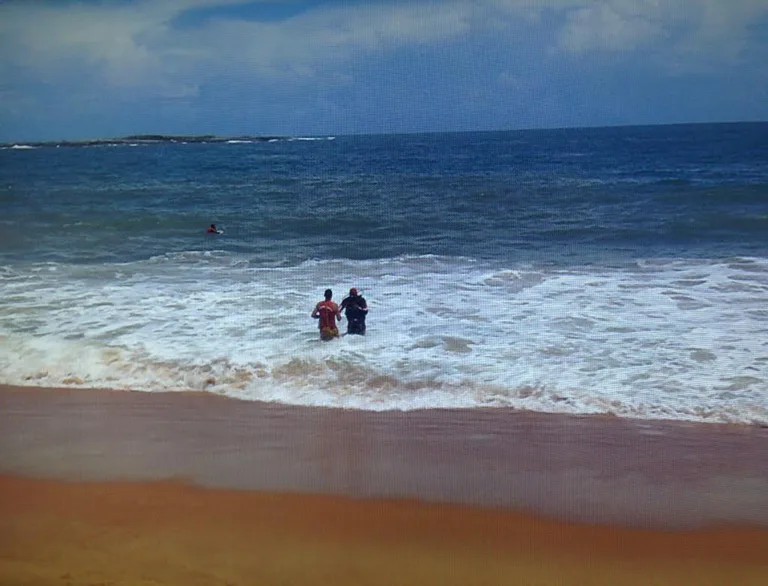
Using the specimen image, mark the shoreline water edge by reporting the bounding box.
[2,384,767,530]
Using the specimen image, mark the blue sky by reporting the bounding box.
[1,0,767,140]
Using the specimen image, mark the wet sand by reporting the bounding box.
[1,384,767,585]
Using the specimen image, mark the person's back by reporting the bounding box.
[312,289,341,340]
[340,288,367,335]
[316,300,339,330]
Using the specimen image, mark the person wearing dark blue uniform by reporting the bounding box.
[340,288,368,335]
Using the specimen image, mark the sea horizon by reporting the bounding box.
[3,119,766,148]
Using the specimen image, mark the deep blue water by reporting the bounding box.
[2,122,766,267]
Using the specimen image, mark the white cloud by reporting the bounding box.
[557,1,668,54]
[0,0,479,92]
[554,0,768,73]
[668,0,768,70]
[0,2,163,94]
[0,0,766,98]
[0,1,261,93]
[176,1,476,77]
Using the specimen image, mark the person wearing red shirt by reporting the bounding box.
[311,289,341,340]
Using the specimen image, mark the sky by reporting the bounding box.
[1,0,767,141]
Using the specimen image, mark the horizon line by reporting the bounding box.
[2,120,766,146]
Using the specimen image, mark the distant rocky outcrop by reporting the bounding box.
[0,134,289,148]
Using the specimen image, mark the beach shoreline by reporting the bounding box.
[2,383,767,527]
[1,384,767,584]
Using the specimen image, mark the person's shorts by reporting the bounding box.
[320,326,339,341]
[347,318,366,335]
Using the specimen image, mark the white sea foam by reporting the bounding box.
[1,255,767,424]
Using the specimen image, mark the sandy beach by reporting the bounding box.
[1,384,767,585]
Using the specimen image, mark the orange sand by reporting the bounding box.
[2,475,767,586]
[1,385,767,585]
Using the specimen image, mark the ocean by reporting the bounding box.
[1,123,767,424]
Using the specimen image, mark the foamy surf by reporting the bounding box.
[1,254,766,425]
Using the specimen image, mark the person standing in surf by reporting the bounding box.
[312,289,342,340]
[340,288,368,335]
